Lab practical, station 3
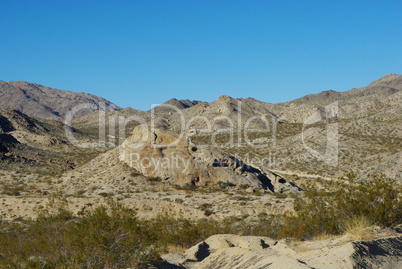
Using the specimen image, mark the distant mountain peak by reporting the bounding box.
[148,98,201,113]
[0,81,120,120]
[368,73,402,88]
[217,95,235,102]
[162,98,200,109]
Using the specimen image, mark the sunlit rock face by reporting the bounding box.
[120,125,302,193]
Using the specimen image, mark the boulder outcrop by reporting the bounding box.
[120,125,301,192]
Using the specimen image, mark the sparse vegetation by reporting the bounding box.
[146,176,163,183]
[343,215,373,240]
[198,203,212,211]
[0,173,400,267]
[233,195,252,201]
[217,180,236,189]
[198,203,214,216]
[98,192,113,197]
[283,174,401,240]
[239,184,250,189]
[174,198,184,204]
[1,73,401,267]
[1,184,26,196]
[173,183,197,192]
[130,168,141,177]
[0,200,163,268]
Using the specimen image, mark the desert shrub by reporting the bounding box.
[239,184,250,189]
[148,214,220,249]
[272,191,288,198]
[174,198,184,204]
[146,176,163,183]
[130,169,141,177]
[175,183,197,192]
[98,192,113,197]
[258,212,268,218]
[217,181,236,189]
[203,209,214,216]
[198,203,214,216]
[281,174,402,240]
[1,184,26,196]
[172,184,182,190]
[334,174,401,227]
[0,200,163,268]
[75,189,86,197]
[233,196,252,201]
[0,174,399,267]
[343,215,372,240]
[252,191,263,196]
[146,213,279,249]
[198,203,212,211]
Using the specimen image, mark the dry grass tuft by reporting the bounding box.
[344,216,372,240]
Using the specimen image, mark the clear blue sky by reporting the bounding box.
[1,0,401,110]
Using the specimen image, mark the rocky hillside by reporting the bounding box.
[269,73,402,123]
[0,75,400,268]
[0,109,101,175]
[1,74,400,180]
[154,98,201,111]
[0,80,120,120]
[149,74,401,180]
[156,74,401,129]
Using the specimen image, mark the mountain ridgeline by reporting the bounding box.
[0,80,120,121]
[0,74,401,180]
[0,74,401,268]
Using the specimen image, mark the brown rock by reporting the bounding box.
[120,126,300,192]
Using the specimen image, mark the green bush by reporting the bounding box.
[233,196,252,201]
[98,192,113,197]
[174,198,184,204]
[239,184,250,189]
[198,203,212,211]
[1,184,26,196]
[130,169,141,177]
[146,176,163,182]
[173,183,197,192]
[217,181,236,189]
[0,173,399,267]
[281,174,402,240]
[0,201,163,268]
[198,203,214,216]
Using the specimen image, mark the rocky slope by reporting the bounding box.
[0,80,120,120]
[1,74,400,183]
[161,233,402,269]
[147,74,401,134]
[0,109,101,175]
[263,73,402,123]
[156,74,401,180]
[0,75,400,268]
[62,74,400,180]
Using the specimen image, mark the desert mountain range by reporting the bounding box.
[77,74,402,180]
[0,74,401,268]
[1,74,401,179]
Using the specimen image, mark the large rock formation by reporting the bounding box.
[119,125,301,192]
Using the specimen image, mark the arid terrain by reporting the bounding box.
[0,74,401,268]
